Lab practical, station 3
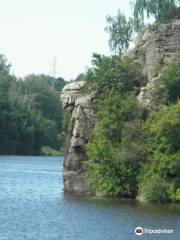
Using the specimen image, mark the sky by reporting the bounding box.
[0,0,132,80]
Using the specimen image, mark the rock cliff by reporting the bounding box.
[60,20,180,194]
[126,19,180,110]
[60,81,96,194]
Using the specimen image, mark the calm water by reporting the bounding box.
[0,156,179,240]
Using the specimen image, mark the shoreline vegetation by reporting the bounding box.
[41,146,64,156]
[63,191,180,206]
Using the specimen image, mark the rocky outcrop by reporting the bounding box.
[126,19,180,110]
[60,20,180,195]
[60,81,96,194]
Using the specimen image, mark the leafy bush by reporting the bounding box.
[85,90,145,197]
[159,61,180,104]
[105,10,133,54]
[145,101,180,154]
[41,146,63,156]
[139,101,180,202]
[139,173,173,203]
[174,189,180,201]
[84,54,142,95]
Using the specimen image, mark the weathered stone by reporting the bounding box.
[63,171,88,193]
[60,20,180,195]
[126,20,180,110]
[60,81,96,194]
[60,81,86,111]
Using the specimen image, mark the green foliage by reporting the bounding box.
[0,55,67,155]
[145,101,180,154]
[24,74,66,91]
[0,55,14,112]
[105,10,133,54]
[97,94,143,142]
[84,54,142,95]
[159,61,180,104]
[139,174,173,203]
[83,44,179,203]
[174,189,180,201]
[139,101,180,202]
[131,0,180,31]
[104,2,180,54]
[41,146,63,156]
[84,54,145,198]
[85,94,145,198]
[75,73,85,81]
[20,75,64,129]
[85,4,179,202]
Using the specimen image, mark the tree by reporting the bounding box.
[0,60,66,155]
[84,53,145,198]
[24,74,66,91]
[0,55,17,154]
[0,55,13,111]
[105,10,133,54]
[131,0,180,31]
[21,75,64,130]
[85,53,142,95]
[75,73,85,81]
[85,94,145,198]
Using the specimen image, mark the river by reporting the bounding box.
[0,156,179,240]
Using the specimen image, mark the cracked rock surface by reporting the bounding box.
[60,81,96,194]
[126,19,180,110]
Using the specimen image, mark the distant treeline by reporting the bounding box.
[0,54,68,156]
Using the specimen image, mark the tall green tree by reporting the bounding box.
[0,56,66,155]
[0,55,17,153]
[131,0,180,31]
[105,10,133,54]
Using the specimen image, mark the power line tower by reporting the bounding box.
[52,57,57,78]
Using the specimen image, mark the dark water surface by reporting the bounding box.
[0,156,179,240]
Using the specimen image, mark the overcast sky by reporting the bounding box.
[0,0,132,80]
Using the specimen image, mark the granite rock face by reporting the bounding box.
[60,20,180,195]
[126,20,180,110]
[60,81,96,194]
